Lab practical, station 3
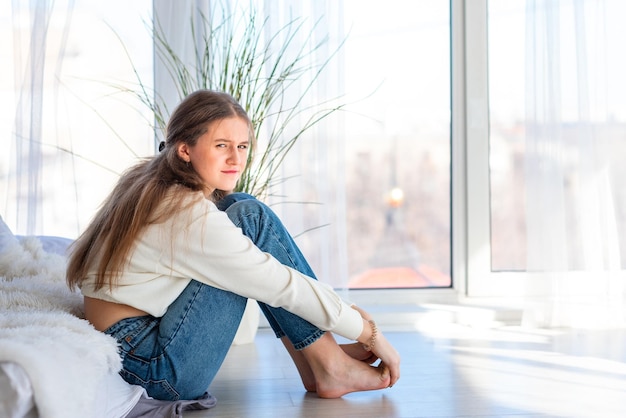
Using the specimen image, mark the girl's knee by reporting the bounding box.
[224,197,282,241]
[225,196,270,218]
[225,192,256,202]
[215,192,256,211]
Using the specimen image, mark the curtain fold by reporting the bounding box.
[523,0,626,328]
[10,0,55,235]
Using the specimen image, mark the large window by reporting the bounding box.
[341,1,451,289]
[488,0,626,272]
[461,0,626,328]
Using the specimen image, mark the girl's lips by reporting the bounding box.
[222,170,239,174]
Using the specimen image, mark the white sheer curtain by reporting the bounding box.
[523,0,626,328]
[263,1,348,289]
[152,0,210,146]
[7,0,63,235]
[3,1,153,238]
[152,0,349,287]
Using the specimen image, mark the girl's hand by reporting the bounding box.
[352,304,401,387]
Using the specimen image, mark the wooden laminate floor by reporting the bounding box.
[185,324,626,418]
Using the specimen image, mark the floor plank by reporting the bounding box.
[185,324,626,418]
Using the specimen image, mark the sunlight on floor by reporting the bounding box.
[420,324,626,418]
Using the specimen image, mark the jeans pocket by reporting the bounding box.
[120,368,181,401]
[105,315,158,358]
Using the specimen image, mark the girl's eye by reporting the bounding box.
[238,144,248,150]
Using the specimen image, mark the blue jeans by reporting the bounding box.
[104,193,325,401]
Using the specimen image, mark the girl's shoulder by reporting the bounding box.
[170,190,224,224]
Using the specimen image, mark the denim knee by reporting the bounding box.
[215,192,256,211]
[223,198,271,235]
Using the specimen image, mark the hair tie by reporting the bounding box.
[158,141,166,152]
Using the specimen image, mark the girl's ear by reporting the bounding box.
[177,143,191,163]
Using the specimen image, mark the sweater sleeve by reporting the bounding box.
[146,199,364,341]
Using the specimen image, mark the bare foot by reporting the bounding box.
[283,338,376,392]
[315,358,391,399]
[341,342,378,364]
[302,333,391,398]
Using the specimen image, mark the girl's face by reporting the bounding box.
[177,117,250,196]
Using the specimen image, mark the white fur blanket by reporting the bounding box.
[0,235,122,418]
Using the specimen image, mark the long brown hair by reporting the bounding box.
[67,90,253,290]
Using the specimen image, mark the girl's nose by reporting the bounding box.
[227,148,240,164]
